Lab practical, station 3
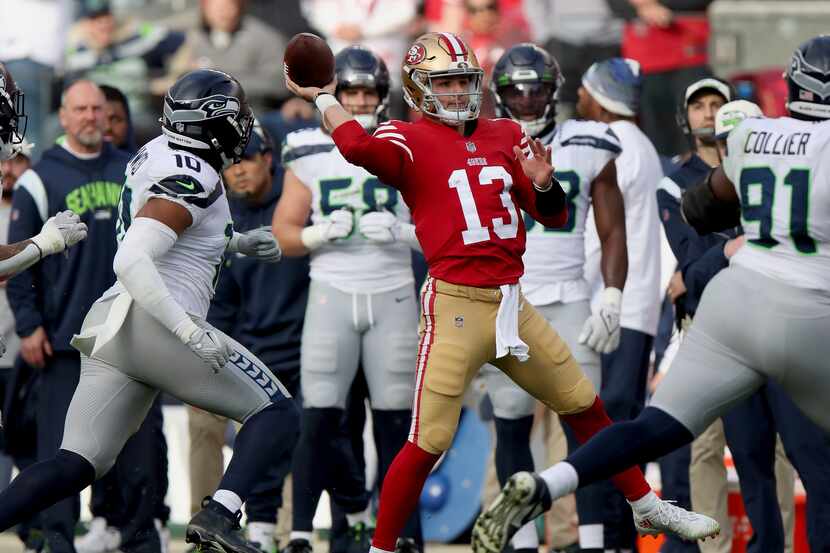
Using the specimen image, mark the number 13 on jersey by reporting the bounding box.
[449,166,520,245]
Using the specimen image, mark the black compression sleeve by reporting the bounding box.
[681,171,741,234]
[535,177,567,216]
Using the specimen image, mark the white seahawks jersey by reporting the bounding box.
[723,116,830,291]
[282,127,413,293]
[106,135,232,317]
[520,120,621,306]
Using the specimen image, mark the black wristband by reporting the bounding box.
[534,176,566,216]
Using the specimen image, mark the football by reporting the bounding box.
[283,33,335,88]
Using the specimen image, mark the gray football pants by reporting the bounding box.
[300,280,419,410]
[481,300,601,419]
[63,296,289,477]
[651,264,830,435]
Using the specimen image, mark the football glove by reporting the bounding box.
[358,210,399,243]
[32,210,88,256]
[579,287,622,354]
[175,320,233,373]
[229,226,282,263]
[300,208,353,251]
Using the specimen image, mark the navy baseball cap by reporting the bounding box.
[242,121,273,159]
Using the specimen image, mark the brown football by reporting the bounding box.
[283,33,335,88]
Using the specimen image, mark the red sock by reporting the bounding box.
[560,397,650,501]
[372,441,441,551]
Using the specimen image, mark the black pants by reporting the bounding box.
[36,352,81,553]
[565,327,653,549]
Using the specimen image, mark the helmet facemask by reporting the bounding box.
[0,87,27,161]
[405,68,484,124]
[497,82,556,136]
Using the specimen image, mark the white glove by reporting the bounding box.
[174,320,233,373]
[579,287,622,354]
[358,210,421,250]
[358,210,399,243]
[229,226,282,263]
[300,208,354,251]
[32,210,88,256]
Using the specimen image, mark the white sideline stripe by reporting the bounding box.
[375,132,406,141]
[390,139,414,162]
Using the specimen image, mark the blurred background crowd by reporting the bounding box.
[1,1,829,553]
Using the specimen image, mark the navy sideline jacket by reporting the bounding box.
[7,142,130,350]
[208,181,310,376]
[656,153,740,317]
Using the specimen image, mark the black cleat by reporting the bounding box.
[345,522,373,553]
[394,538,420,553]
[281,539,313,553]
[186,497,261,553]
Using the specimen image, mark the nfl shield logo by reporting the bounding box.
[466,142,476,153]
[454,316,464,327]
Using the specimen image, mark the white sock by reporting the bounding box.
[578,524,603,548]
[290,531,314,543]
[212,489,243,514]
[369,547,394,553]
[345,507,372,527]
[539,462,579,499]
[628,489,658,513]
[510,521,539,549]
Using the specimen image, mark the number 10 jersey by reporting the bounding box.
[723,116,830,291]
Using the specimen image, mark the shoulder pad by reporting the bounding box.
[559,120,622,154]
[150,173,223,209]
[282,127,335,164]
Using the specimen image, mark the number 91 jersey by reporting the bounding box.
[723,117,830,291]
[282,127,414,293]
[110,135,233,318]
[520,120,621,305]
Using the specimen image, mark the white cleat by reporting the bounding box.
[75,517,121,553]
[471,472,552,553]
[633,498,720,540]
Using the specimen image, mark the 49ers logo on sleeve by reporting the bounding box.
[406,43,426,65]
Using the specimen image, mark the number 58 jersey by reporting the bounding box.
[108,135,233,318]
[282,127,414,293]
[723,117,830,291]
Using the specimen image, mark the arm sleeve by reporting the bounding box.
[113,217,193,337]
[330,120,411,188]
[682,240,728,314]
[206,255,240,335]
[6,187,45,336]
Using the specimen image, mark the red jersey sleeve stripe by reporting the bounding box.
[389,139,414,162]
[375,132,407,141]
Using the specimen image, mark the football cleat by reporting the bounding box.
[395,537,420,553]
[281,538,313,553]
[186,497,261,553]
[75,517,120,553]
[471,472,552,553]
[345,522,373,553]
[633,498,720,540]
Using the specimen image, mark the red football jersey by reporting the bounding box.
[331,116,567,287]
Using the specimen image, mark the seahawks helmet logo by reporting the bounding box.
[200,96,241,118]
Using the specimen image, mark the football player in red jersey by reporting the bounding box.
[285,32,720,552]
